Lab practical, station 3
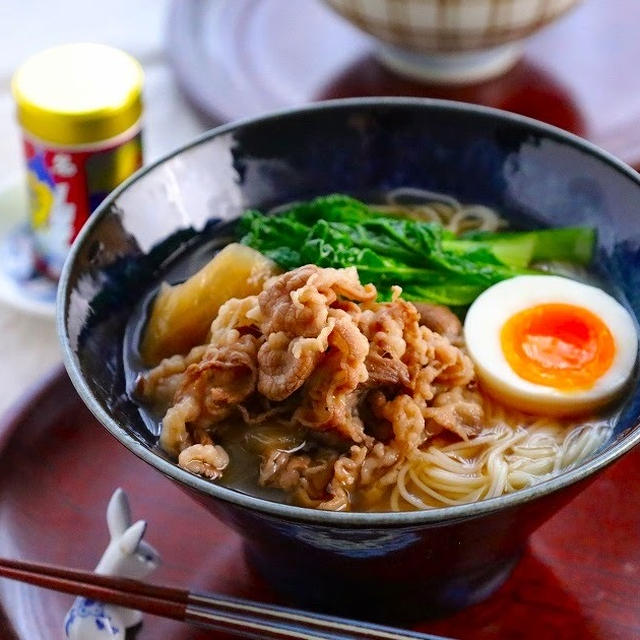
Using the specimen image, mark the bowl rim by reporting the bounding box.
[58,96,640,526]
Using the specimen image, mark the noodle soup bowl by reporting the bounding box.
[58,98,640,620]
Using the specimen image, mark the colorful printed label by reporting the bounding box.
[23,131,143,278]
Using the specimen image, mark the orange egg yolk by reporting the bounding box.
[500,303,615,391]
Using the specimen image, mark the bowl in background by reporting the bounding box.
[322,0,581,84]
[58,98,640,621]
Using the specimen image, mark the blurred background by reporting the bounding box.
[0,0,205,414]
[0,0,637,414]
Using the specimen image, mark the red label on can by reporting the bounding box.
[23,131,143,277]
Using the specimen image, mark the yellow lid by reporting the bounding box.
[12,43,144,146]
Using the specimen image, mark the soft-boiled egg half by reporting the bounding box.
[464,275,638,416]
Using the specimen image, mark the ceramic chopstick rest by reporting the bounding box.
[63,488,160,639]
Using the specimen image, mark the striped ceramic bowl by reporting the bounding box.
[322,0,581,83]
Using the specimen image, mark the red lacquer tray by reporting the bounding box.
[167,0,640,169]
[0,367,638,639]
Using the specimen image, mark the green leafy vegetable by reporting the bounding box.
[237,194,596,306]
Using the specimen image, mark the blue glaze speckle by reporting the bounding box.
[64,598,120,638]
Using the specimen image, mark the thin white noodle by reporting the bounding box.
[402,464,487,508]
[412,481,472,507]
[417,476,485,494]
[396,465,431,510]
[389,484,400,511]
[414,450,479,475]
[391,394,613,512]
[383,187,505,233]
[449,206,502,233]
[386,186,462,206]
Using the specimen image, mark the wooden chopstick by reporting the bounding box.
[0,558,451,640]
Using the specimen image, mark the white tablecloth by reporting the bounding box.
[0,0,209,415]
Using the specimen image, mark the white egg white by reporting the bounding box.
[463,275,638,416]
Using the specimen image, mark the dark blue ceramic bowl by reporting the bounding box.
[58,98,640,621]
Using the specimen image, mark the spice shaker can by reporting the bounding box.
[11,43,144,278]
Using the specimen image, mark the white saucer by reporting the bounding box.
[0,176,57,319]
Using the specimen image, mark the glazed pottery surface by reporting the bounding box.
[58,98,640,619]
